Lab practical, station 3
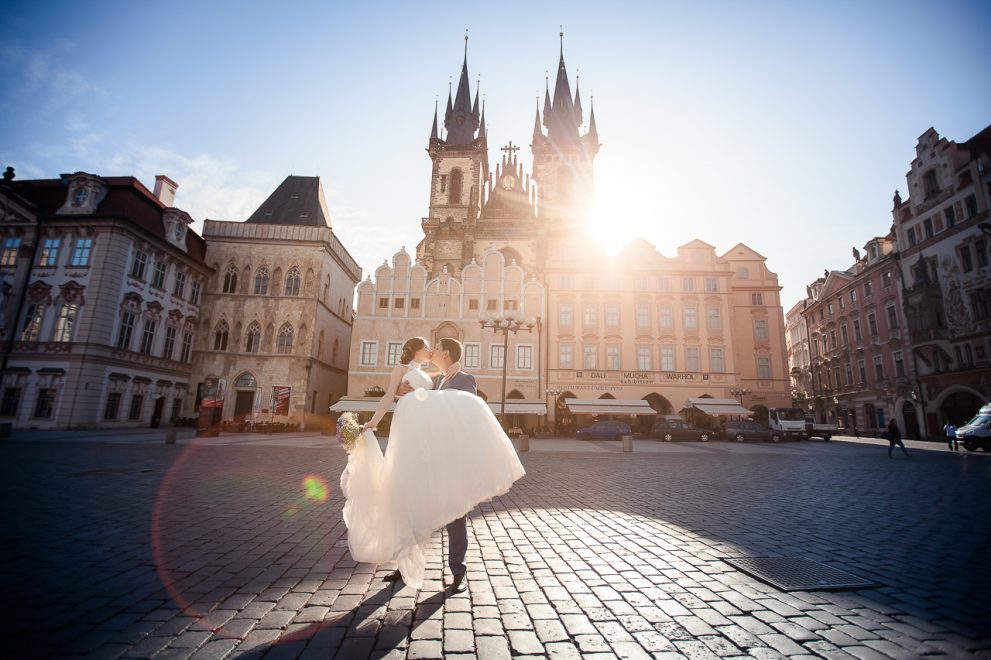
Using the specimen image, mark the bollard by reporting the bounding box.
[165,429,176,445]
[518,435,529,452]
[622,434,633,452]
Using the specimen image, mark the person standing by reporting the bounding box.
[886,419,909,458]
[944,421,959,451]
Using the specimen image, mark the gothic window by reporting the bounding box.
[332,338,339,364]
[448,168,463,205]
[214,321,229,351]
[234,372,257,388]
[245,321,261,353]
[923,169,939,198]
[277,323,294,354]
[254,266,269,295]
[223,263,238,293]
[284,267,301,296]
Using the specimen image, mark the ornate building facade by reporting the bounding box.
[1,171,209,429]
[189,176,361,428]
[343,41,791,430]
[788,124,991,439]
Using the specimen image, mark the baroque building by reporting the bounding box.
[787,124,991,440]
[189,176,361,428]
[1,171,209,429]
[341,40,791,431]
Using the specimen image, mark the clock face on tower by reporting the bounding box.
[500,175,516,191]
[454,113,465,125]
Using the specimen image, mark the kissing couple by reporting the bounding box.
[340,336,525,592]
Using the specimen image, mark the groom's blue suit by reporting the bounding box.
[433,370,477,578]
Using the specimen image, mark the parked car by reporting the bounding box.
[722,420,782,442]
[575,420,632,440]
[958,403,991,452]
[652,419,711,442]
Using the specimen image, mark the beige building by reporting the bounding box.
[339,43,791,431]
[189,176,361,428]
[1,171,209,429]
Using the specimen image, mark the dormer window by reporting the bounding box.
[923,169,939,198]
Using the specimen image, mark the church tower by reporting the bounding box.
[416,38,489,278]
[531,34,599,227]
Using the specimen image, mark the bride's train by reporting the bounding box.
[341,388,525,588]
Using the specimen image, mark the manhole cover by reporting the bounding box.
[723,557,879,592]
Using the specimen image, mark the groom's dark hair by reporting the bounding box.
[439,337,463,363]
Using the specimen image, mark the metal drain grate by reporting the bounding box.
[723,557,879,592]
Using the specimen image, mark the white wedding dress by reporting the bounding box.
[340,363,525,588]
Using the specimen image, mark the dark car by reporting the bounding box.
[575,420,632,440]
[723,420,781,442]
[652,419,711,442]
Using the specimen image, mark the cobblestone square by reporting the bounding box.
[2,433,989,658]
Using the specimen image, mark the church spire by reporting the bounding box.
[574,74,583,127]
[479,99,486,137]
[542,75,552,129]
[430,98,439,141]
[533,98,543,141]
[443,33,480,145]
[546,30,580,145]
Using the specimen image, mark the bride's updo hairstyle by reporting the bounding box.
[399,337,428,365]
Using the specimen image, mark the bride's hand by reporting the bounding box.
[361,422,376,433]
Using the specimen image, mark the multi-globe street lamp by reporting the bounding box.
[730,388,751,405]
[479,311,537,423]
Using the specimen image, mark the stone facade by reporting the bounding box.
[188,176,361,428]
[891,126,991,434]
[787,124,991,439]
[347,43,792,432]
[1,172,209,429]
[798,237,915,436]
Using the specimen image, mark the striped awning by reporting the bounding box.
[565,399,657,415]
[329,397,546,415]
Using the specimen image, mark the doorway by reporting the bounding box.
[234,391,254,422]
[150,397,165,428]
[902,401,920,439]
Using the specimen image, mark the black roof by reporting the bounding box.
[245,175,330,227]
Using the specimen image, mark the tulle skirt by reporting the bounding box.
[340,389,525,588]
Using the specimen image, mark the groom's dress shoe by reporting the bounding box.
[449,574,467,593]
[383,570,403,583]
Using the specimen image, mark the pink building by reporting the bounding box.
[800,236,917,436]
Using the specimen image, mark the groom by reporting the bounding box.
[387,337,476,594]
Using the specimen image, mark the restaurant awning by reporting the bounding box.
[329,397,546,415]
[565,399,657,415]
[682,397,753,416]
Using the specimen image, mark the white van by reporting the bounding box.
[957,403,991,452]
[767,407,808,440]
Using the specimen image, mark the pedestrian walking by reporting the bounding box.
[886,419,909,458]
[944,421,959,451]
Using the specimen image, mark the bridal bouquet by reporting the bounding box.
[336,412,362,453]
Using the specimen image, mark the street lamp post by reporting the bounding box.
[730,388,751,405]
[479,311,537,424]
[546,386,566,432]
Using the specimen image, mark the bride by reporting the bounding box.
[340,336,525,590]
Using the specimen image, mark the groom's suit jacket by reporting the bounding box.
[433,371,477,396]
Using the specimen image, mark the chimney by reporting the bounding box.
[153,175,178,207]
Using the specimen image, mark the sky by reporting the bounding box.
[1,0,989,309]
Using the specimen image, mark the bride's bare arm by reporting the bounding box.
[363,364,406,431]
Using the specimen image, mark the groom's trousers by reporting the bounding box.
[446,515,468,577]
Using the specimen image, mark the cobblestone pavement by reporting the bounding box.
[2,434,990,659]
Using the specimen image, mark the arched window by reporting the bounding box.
[448,168,463,205]
[244,321,261,353]
[253,266,269,295]
[234,372,257,388]
[317,330,324,358]
[222,264,238,293]
[214,321,229,351]
[284,267,301,296]
[276,322,294,353]
[332,338,339,363]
